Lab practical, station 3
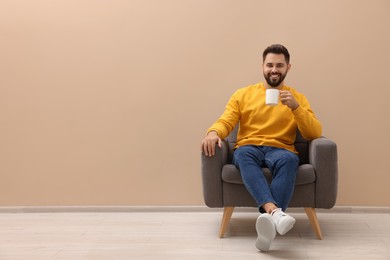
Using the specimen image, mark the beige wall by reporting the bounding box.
[0,0,389,206]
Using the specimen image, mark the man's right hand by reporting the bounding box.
[200,131,222,157]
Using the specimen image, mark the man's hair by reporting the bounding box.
[262,44,290,64]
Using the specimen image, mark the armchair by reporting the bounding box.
[201,126,338,239]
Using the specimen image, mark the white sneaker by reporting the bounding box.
[271,208,296,235]
[255,214,276,252]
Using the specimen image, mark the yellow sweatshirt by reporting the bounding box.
[207,82,322,153]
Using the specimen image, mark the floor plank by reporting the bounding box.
[0,209,389,259]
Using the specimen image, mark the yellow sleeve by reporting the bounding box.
[207,93,241,139]
[292,96,322,140]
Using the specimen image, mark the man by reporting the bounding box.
[200,44,322,251]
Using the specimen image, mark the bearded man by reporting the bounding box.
[201,44,322,251]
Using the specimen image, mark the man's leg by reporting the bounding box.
[264,147,299,211]
[264,147,299,235]
[233,145,276,252]
[233,145,276,208]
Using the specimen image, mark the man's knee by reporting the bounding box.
[279,152,299,168]
[266,149,299,169]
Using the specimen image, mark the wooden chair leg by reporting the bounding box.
[305,207,323,240]
[219,207,234,238]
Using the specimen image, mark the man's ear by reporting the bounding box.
[287,63,291,72]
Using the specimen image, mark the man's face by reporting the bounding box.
[262,53,291,88]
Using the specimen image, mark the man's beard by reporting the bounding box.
[264,72,287,87]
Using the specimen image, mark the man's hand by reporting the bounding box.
[280,90,299,110]
[201,131,222,157]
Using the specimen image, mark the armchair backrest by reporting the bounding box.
[225,125,309,165]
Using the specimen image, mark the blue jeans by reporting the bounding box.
[233,145,299,212]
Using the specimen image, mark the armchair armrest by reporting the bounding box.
[309,137,338,208]
[201,140,229,207]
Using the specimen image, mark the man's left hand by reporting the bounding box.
[280,90,299,110]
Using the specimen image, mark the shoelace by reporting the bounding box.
[271,208,284,216]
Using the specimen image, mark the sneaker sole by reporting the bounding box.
[255,215,276,252]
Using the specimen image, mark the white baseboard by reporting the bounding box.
[0,206,215,213]
[0,205,389,213]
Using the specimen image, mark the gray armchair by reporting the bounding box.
[201,126,338,239]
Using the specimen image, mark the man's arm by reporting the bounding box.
[280,90,322,140]
[201,92,241,157]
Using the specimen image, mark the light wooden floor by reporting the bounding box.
[0,207,389,260]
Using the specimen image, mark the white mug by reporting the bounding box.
[265,89,280,106]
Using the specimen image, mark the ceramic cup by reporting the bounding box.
[265,88,279,106]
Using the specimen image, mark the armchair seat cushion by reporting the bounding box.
[222,164,316,186]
